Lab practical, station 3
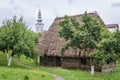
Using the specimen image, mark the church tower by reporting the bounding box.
[35,9,44,32]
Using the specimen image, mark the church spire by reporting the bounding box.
[37,9,42,22]
[35,9,44,32]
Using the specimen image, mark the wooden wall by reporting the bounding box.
[40,56,116,73]
[40,56,61,67]
[61,57,79,69]
[102,62,116,73]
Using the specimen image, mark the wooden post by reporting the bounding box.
[114,57,116,71]
[43,54,46,66]
[79,49,81,70]
[61,56,63,68]
[54,55,56,67]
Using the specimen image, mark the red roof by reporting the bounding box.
[106,24,119,28]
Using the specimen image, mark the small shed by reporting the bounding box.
[37,12,116,73]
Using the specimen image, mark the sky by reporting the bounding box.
[0,0,120,31]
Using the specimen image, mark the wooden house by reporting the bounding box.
[37,12,116,73]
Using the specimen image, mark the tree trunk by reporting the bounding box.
[8,56,12,67]
[90,57,94,76]
[91,65,94,76]
[6,53,9,61]
[79,49,81,69]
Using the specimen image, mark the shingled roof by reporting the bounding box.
[37,12,106,57]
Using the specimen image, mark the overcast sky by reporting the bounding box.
[0,0,120,31]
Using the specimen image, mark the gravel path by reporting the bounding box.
[52,74,64,80]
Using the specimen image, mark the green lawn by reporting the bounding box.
[1,52,120,80]
[0,53,54,80]
[40,66,120,80]
[0,67,54,80]
[39,60,120,80]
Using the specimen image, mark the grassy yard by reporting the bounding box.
[0,53,54,80]
[1,52,120,80]
[0,67,54,80]
[39,60,120,80]
[40,65,120,80]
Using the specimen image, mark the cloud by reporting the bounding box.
[9,0,20,10]
[67,0,78,5]
[0,0,120,31]
[67,0,73,4]
[9,0,15,5]
[111,2,120,7]
[9,0,24,16]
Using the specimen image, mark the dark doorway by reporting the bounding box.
[55,56,61,66]
[81,57,87,65]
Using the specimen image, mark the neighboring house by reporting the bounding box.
[106,24,119,32]
[37,12,116,73]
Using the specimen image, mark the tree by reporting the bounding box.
[0,16,38,66]
[113,29,120,57]
[59,11,104,75]
[58,11,120,74]
[91,29,120,68]
[91,38,116,67]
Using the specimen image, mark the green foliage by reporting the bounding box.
[59,15,76,41]
[100,27,111,39]
[91,29,120,67]
[58,11,120,67]
[0,16,38,63]
[59,11,103,55]
[113,29,120,57]
[81,12,102,43]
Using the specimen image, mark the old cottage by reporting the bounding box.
[37,12,116,73]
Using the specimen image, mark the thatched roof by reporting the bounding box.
[37,12,105,57]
